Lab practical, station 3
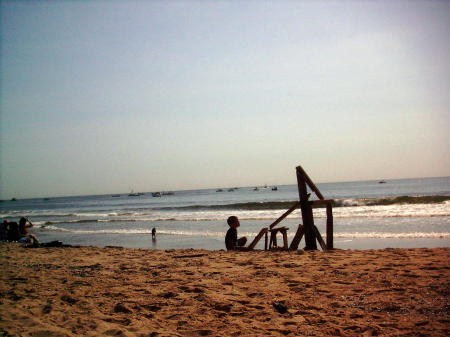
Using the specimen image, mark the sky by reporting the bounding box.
[1,0,449,199]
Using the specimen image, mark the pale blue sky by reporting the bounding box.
[1,0,449,199]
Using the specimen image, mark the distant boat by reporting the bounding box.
[11,198,17,201]
[227,188,235,192]
[216,189,223,192]
[253,187,259,191]
[271,186,278,191]
[378,180,387,184]
[151,192,161,197]
[162,191,174,196]
[128,190,140,196]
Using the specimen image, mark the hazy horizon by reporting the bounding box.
[1,1,449,199]
[2,174,449,200]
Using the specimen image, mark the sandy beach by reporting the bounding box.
[0,243,448,337]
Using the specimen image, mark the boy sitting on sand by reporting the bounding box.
[225,216,247,250]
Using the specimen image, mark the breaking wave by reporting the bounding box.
[155,195,450,211]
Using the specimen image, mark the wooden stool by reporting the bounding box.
[269,227,289,250]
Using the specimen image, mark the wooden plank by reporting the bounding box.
[313,225,327,251]
[326,204,333,249]
[296,167,317,250]
[310,199,334,207]
[264,232,268,251]
[289,224,305,250]
[296,165,324,200]
[269,202,300,229]
[247,227,268,250]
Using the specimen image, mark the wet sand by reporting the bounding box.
[0,243,448,336]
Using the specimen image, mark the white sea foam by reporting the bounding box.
[3,201,449,223]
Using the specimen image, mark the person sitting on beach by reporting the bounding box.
[225,216,247,250]
[6,220,20,242]
[0,220,9,242]
[18,217,39,247]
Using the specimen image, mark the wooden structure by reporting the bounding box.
[247,165,334,251]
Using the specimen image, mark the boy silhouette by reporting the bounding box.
[225,216,247,250]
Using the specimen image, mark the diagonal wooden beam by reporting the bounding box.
[296,165,324,200]
[247,227,268,250]
[313,225,328,251]
[289,224,305,250]
[269,201,300,229]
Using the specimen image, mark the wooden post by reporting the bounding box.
[264,231,268,251]
[282,229,288,249]
[296,166,317,250]
[326,204,333,249]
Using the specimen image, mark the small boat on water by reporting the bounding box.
[271,186,278,191]
[128,190,141,196]
[378,180,387,184]
[216,189,223,192]
[152,192,161,197]
[253,187,259,191]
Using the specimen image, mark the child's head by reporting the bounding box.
[227,216,240,228]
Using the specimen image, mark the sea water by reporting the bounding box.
[1,177,449,250]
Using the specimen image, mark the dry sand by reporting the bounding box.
[0,243,448,337]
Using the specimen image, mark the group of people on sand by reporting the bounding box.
[0,215,255,251]
[0,217,40,247]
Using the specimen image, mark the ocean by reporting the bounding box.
[1,176,449,250]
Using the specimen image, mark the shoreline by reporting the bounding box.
[1,243,449,336]
[35,228,450,251]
